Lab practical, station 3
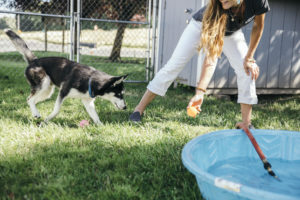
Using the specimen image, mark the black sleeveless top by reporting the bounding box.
[192,0,270,36]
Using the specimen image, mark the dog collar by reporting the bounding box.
[88,77,95,98]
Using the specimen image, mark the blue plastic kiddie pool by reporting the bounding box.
[182,129,300,200]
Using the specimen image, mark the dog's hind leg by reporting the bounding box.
[35,76,55,103]
[27,76,55,118]
[81,99,102,125]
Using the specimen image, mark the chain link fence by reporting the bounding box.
[0,0,155,82]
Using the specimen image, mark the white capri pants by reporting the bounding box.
[147,19,258,104]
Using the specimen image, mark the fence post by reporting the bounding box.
[154,0,163,76]
[70,0,74,60]
[16,14,20,31]
[146,0,152,82]
[76,0,81,63]
[150,0,158,81]
[44,20,48,52]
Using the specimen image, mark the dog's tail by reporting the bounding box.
[4,29,37,64]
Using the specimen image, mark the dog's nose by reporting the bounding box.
[123,105,127,110]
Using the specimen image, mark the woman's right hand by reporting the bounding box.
[187,93,204,111]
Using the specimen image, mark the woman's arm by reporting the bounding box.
[246,13,265,58]
[196,56,216,95]
[244,13,266,80]
[187,56,216,108]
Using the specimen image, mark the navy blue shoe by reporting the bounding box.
[129,111,142,123]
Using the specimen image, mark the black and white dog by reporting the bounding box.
[5,29,128,125]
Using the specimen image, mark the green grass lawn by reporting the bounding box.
[0,52,299,199]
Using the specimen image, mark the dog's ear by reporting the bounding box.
[122,74,128,80]
[112,74,128,87]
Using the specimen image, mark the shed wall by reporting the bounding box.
[156,0,300,94]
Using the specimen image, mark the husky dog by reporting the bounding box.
[5,29,127,125]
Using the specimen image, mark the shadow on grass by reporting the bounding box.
[0,136,203,200]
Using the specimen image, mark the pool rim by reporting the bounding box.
[181,129,300,200]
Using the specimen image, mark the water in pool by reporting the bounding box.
[208,157,300,198]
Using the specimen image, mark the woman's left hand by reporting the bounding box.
[243,58,260,80]
[187,93,204,111]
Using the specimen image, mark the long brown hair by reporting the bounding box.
[199,0,228,60]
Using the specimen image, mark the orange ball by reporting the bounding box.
[187,106,199,118]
